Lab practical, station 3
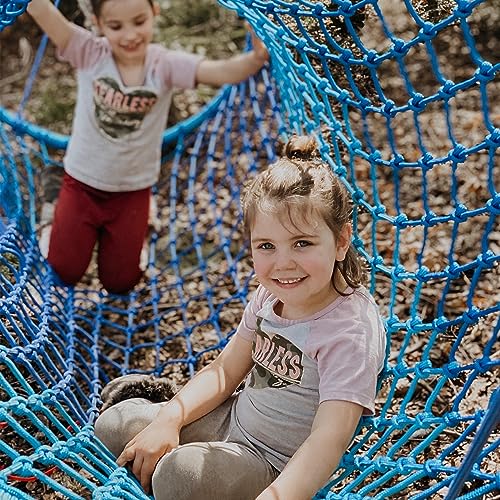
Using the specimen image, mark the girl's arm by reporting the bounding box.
[116,334,254,492]
[195,28,269,86]
[153,333,254,427]
[257,400,363,500]
[27,0,74,50]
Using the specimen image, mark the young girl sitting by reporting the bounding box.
[94,135,387,499]
[27,0,268,293]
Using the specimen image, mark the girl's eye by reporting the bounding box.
[108,24,122,30]
[135,18,146,26]
[295,240,311,248]
[258,242,274,250]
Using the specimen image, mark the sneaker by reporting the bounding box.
[140,194,160,271]
[140,240,149,271]
[148,193,161,232]
[38,201,55,259]
[100,374,177,412]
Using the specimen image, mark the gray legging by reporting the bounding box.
[94,396,279,500]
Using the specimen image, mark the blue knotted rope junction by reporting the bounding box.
[0,0,499,498]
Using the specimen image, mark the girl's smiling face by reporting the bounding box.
[250,205,351,320]
[94,0,159,66]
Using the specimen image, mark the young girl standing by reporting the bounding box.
[27,0,268,293]
[94,135,386,499]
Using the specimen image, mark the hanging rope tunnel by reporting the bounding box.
[0,0,499,498]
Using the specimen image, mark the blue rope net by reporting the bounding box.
[0,0,499,498]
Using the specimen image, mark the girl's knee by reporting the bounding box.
[152,446,205,500]
[48,258,85,286]
[47,241,90,286]
[94,398,153,457]
[99,269,142,294]
[94,404,125,457]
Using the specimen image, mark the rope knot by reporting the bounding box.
[453,203,468,222]
[439,80,456,99]
[423,459,442,478]
[475,356,493,373]
[392,38,408,56]
[338,1,354,15]
[409,93,426,112]
[475,61,495,82]
[420,22,436,40]
[444,411,461,426]
[394,213,408,228]
[396,456,417,474]
[443,361,461,379]
[450,144,468,163]
[382,100,397,117]
[415,360,433,378]
[464,306,480,324]
[365,50,378,68]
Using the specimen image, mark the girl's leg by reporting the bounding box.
[47,174,98,285]
[94,396,235,458]
[152,440,278,500]
[97,187,150,294]
[94,398,162,457]
[94,395,277,499]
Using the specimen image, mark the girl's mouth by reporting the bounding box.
[273,277,306,287]
[121,42,141,52]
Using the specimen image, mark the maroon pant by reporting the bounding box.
[48,173,150,294]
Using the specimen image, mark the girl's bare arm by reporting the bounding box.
[27,0,74,50]
[195,27,269,86]
[257,400,363,500]
[116,334,254,492]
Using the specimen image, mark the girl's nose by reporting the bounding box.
[123,28,137,41]
[275,249,295,270]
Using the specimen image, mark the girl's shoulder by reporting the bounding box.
[313,286,384,336]
[306,285,378,321]
[348,285,379,309]
[58,24,110,69]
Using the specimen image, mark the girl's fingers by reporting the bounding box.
[245,24,269,62]
[140,456,159,493]
[116,444,135,466]
[132,452,145,480]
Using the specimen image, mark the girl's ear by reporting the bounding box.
[336,223,352,262]
[153,2,161,15]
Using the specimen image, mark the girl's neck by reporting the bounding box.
[113,55,146,87]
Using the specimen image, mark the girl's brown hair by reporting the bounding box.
[90,0,154,18]
[241,135,364,295]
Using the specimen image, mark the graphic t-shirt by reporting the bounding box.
[233,285,386,471]
[58,25,202,191]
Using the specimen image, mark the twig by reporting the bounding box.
[0,37,33,88]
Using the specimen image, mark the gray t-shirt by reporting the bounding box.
[58,25,202,191]
[233,285,386,471]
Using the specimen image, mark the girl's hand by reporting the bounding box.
[116,418,180,493]
[247,23,269,64]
